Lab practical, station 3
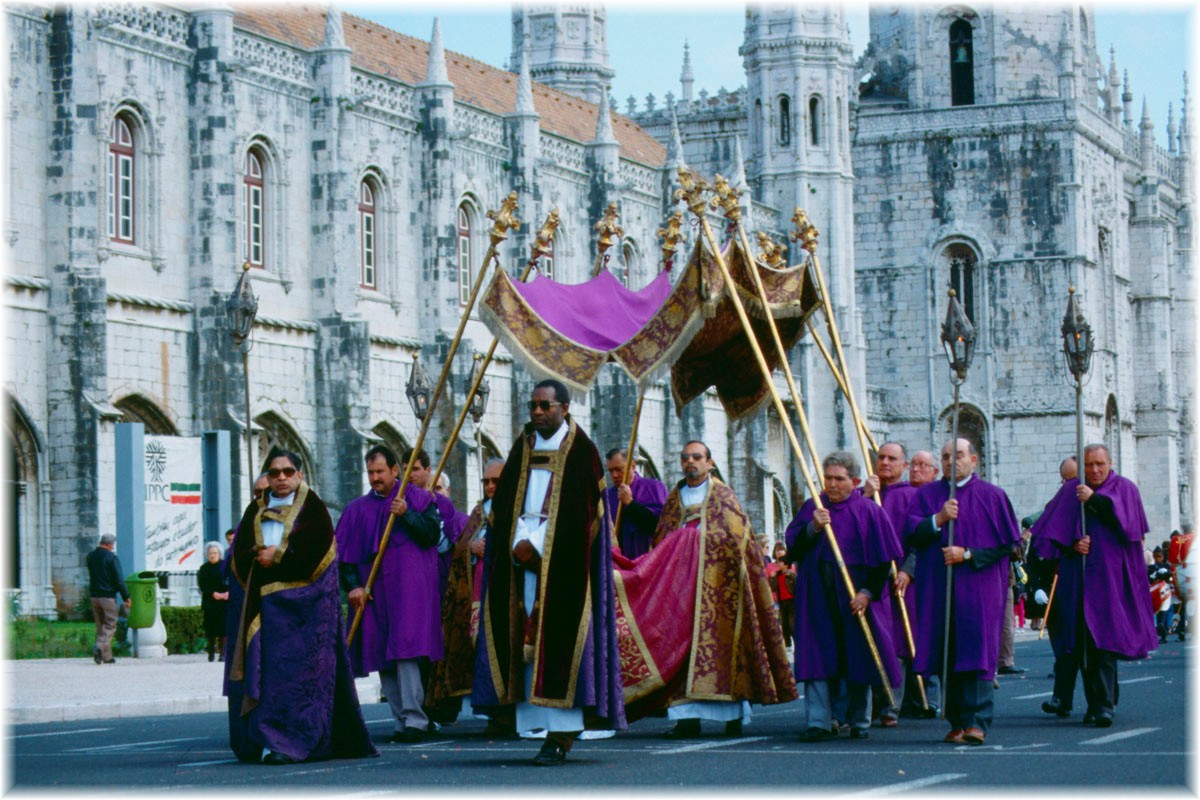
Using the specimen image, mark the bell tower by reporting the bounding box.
[511,5,614,105]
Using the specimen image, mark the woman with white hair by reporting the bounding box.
[197,541,230,662]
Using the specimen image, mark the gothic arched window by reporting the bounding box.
[542,236,556,281]
[108,115,136,244]
[620,241,636,287]
[945,244,978,326]
[359,178,378,289]
[778,95,791,147]
[949,19,975,106]
[244,148,266,267]
[457,203,473,305]
[1105,395,1120,469]
[808,96,821,146]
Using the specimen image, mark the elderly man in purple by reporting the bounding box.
[602,447,667,558]
[404,448,467,600]
[1029,444,1157,727]
[904,438,1020,746]
[787,451,903,742]
[336,444,443,744]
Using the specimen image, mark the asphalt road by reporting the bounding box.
[9,635,1190,792]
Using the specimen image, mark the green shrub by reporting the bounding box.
[8,620,96,659]
[160,606,206,654]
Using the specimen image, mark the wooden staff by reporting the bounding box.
[1038,573,1059,641]
[348,193,522,647]
[609,393,645,549]
[678,167,895,707]
[428,210,562,493]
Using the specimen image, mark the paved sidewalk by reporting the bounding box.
[6,655,381,725]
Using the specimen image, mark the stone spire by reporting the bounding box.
[1106,46,1121,123]
[1057,16,1075,101]
[1179,73,1192,201]
[514,45,535,117]
[1123,69,1134,128]
[731,135,747,191]
[1140,98,1155,173]
[668,107,686,169]
[323,4,346,50]
[1168,102,1177,153]
[680,41,694,105]
[424,17,451,86]
[594,88,616,145]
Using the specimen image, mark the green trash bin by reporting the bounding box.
[126,571,158,629]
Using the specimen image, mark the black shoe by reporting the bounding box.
[800,727,838,743]
[1178,633,1186,642]
[1082,711,1099,726]
[849,728,869,740]
[208,652,215,663]
[93,648,102,665]
[1041,698,1071,718]
[1092,711,1114,728]
[997,665,1027,675]
[664,719,702,739]
[531,741,567,766]
[262,751,295,765]
[386,728,426,744]
[102,658,116,664]
[916,706,939,719]
[724,719,743,737]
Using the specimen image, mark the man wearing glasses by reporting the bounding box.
[225,449,377,765]
[908,451,939,489]
[472,380,625,766]
[643,441,797,739]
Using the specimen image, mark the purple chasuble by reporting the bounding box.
[1029,472,1157,659]
[786,491,903,686]
[903,475,1020,680]
[880,482,919,659]
[603,474,668,559]
[335,481,443,676]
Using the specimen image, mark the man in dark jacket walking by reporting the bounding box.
[86,533,130,664]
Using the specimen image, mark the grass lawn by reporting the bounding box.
[7,619,131,660]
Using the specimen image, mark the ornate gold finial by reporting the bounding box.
[486,191,521,245]
[530,208,560,263]
[242,261,251,272]
[675,167,709,217]
[709,173,742,222]
[755,231,788,269]
[593,202,624,259]
[656,210,685,269]
[1068,285,1076,295]
[788,207,820,254]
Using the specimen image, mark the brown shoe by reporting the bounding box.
[943,729,966,744]
[962,727,985,745]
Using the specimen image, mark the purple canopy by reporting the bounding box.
[517,270,672,351]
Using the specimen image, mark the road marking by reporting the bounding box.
[660,736,770,755]
[1119,676,1163,685]
[7,727,111,740]
[1013,691,1054,700]
[65,736,205,753]
[178,758,240,768]
[1080,727,1159,746]
[839,773,968,796]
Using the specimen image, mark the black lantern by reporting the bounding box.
[226,262,258,347]
[940,288,976,383]
[1061,286,1094,380]
[467,353,491,425]
[406,353,433,423]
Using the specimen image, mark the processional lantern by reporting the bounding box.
[406,352,434,423]
[1061,286,1094,380]
[940,288,976,383]
[467,352,490,425]
[226,262,258,347]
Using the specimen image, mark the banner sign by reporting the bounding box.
[144,436,204,572]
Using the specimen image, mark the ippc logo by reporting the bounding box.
[145,439,167,484]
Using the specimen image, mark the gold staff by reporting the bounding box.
[678,167,895,708]
[348,193,522,646]
[427,210,562,492]
[1038,573,1059,641]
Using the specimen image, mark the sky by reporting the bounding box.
[344,0,1195,149]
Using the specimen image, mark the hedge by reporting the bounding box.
[160,605,207,655]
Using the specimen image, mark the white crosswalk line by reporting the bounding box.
[7,727,111,739]
[839,773,969,796]
[178,758,240,768]
[1080,727,1159,746]
[1013,691,1055,700]
[65,736,205,753]
[1118,676,1163,685]
[659,736,770,754]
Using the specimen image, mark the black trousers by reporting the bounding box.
[1078,624,1119,715]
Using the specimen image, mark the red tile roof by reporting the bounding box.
[233,6,666,168]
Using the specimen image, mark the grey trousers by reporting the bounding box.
[380,659,428,732]
[998,584,1015,668]
[944,672,995,732]
[805,678,870,733]
[91,597,118,661]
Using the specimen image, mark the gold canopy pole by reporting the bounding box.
[428,210,562,492]
[348,193,522,647]
[678,167,894,708]
[1038,573,1059,641]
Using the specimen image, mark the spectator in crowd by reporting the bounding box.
[197,541,229,662]
[86,533,130,665]
[766,540,796,648]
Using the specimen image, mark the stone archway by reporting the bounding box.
[114,394,178,435]
[5,399,53,617]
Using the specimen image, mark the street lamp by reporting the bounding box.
[1062,286,1094,589]
[466,352,491,493]
[406,352,433,423]
[225,263,258,499]
[936,287,976,719]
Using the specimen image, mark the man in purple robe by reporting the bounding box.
[225,450,377,765]
[904,438,1020,746]
[602,447,667,558]
[1029,444,1157,727]
[788,451,902,742]
[472,379,625,766]
[863,442,933,723]
[336,445,443,744]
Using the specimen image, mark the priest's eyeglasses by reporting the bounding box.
[527,400,563,412]
[267,467,297,478]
